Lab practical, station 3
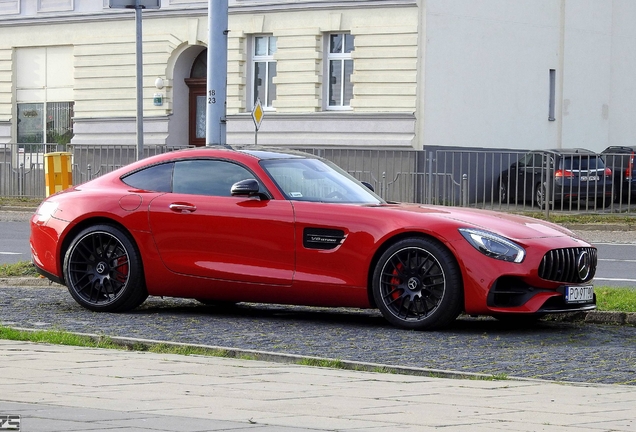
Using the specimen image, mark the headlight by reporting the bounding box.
[459,228,525,263]
[35,201,58,222]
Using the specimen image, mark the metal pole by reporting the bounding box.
[206,0,228,147]
[135,1,144,160]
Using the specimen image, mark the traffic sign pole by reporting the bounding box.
[252,98,264,146]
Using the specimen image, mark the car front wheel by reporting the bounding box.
[63,224,148,312]
[372,238,463,330]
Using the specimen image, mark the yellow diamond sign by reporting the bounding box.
[252,99,264,130]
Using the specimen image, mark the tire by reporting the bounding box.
[63,224,148,312]
[535,183,546,209]
[598,198,612,209]
[372,237,463,330]
[498,180,508,204]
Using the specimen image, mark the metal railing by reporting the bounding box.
[1,142,633,215]
[0,143,183,198]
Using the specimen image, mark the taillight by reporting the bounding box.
[604,167,612,177]
[626,152,634,181]
[555,169,574,178]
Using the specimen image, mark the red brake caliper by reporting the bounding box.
[390,263,403,301]
[115,257,129,283]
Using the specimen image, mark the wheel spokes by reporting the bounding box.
[380,247,446,322]
[68,232,130,306]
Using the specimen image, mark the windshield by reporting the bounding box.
[260,157,384,204]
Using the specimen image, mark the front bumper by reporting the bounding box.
[486,276,596,314]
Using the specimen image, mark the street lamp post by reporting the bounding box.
[108,0,160,160]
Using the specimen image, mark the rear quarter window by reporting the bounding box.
[121,162,174,192]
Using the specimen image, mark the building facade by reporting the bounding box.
[0,0,635,152]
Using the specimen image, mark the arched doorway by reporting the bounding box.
[185,50,207,146]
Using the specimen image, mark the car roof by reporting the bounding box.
[601,145,636,153]
[239,147,318,160]
[534,148,598,156]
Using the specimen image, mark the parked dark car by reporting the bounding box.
[497,149,613,209]
[600,146,636,202]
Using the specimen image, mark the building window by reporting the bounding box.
[17,102,74,145]
[327,33,354,109]
[16,46,74,147]
[252,35,277,109]
[548,69,556,121]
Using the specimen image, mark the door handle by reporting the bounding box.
[169,203,197,213]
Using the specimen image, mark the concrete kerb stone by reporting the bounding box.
[564,223,636,231]
[584,311,626,325]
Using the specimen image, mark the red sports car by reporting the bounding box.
[30,147,597,329]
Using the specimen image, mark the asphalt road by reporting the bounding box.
[592,242,636,288]
[0,220,30,264]
[1,285,635,385]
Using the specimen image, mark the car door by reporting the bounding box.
[148,159,295,286]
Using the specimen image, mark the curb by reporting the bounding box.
[1,278,634,327]
[564,223,636,231]
[0,206,37,212]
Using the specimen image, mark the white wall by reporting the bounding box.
[421,0,636,153]
[422,0,562,150]
[561,0,612,151]
[607,0,636,149]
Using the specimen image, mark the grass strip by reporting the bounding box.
[595,286,636,312]
[0,326,122,349]
[0,261,40,278]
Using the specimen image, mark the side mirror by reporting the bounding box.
[231,179,261,197]
[361,181,374,192]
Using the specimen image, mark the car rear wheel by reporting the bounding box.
[63,224,148,312]
[498,180,509,204]
[372,238,463,330]
[535,183,546,209]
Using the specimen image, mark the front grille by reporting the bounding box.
[538,247,597,283]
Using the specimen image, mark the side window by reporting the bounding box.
[532,154,544,168]
[173,159,255,197]
[518,153,532,167]
[121,162,174,192]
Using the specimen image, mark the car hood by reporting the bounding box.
[386,203,580,241]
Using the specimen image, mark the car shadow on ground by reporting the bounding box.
[129,296,582,334]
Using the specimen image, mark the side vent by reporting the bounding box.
[303,228,346,250]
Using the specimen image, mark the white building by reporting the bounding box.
[0,0,634,152]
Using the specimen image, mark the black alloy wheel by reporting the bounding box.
[63,224,148,312]
[372,238,463,330]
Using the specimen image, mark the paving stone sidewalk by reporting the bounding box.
[2,340,636,432]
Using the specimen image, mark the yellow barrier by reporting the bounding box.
[44,152,73,197]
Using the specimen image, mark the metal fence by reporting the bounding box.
[1,142,633,216]
[0,143,183,198]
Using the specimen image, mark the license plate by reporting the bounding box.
[580,175,599,181]
[565,285,594,304]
